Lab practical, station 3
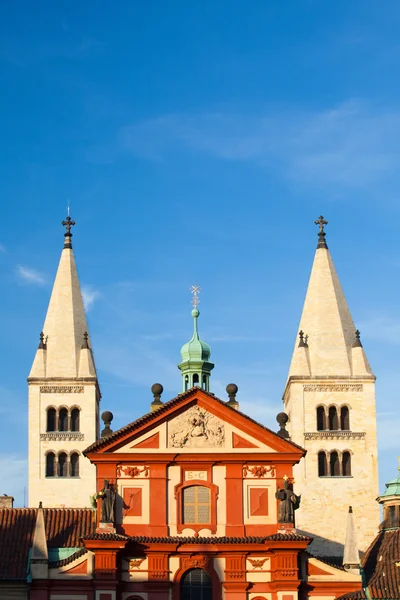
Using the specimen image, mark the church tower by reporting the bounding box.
[178,285,214,391]
[27,216,100,507]
[283,217,379,556]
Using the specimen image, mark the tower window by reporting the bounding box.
[202,375,207,390]
[329,451,340,476]
[182,485,211,524]
[193,374,199,386]
[46,408,56,432]
[342,451,352,476]
[316,406,326,431]
[70,408,80,432]
[340,406,350,430]
[58,408,68,432]
[70,452,79,477]
[58,452,68,477]
[181,568,212,600]
[318,451,328,476]
[46,452,55,477]
[328,406,339,431]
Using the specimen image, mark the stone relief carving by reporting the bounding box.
[243,465,276,478]
[303,384,363,392]
[128,559,144,571]
[248,558,268,570]
[168,406,225,448]
[40,386,84,393]
[117,465,149,478]
[181,556,212,571]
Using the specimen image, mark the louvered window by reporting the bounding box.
[182,486,210,524]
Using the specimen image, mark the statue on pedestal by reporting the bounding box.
[275,476,300,524]
[92,480,116,524]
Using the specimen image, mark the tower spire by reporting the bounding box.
[178,286,214,392]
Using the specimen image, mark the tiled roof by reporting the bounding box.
[49,548,88,568]
[127,533,311,544]
[307,553,347,571]
[84,387,305,453]
[83,533,129,541]
[0,508,95,580]
[337,528,400,600]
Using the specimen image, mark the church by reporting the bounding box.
[0,215,396,600]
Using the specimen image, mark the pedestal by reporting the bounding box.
[96,522,116,534]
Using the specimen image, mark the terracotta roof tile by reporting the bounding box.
[126,533,311,544]
[0,508,95,580]
[84,388,304,454]
[338,528,400,600]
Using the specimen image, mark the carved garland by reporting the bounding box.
[117,465,149,478]
[128,558,145,571]
[181,556,212,571]
[303,384,363,392]
[40,386,84,393]
[243,465,276,478]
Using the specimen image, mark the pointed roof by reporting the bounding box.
[83,387,306,455]
[29,216,97,380]
[343,506,360,569]
[288,217,374,379]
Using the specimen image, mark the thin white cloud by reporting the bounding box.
[15,264,46,285]
[82,285,101,312]
[118,100,400,190]
[0,243,7,254]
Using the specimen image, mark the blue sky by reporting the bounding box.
[1,1,400,506]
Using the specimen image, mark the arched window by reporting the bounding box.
[316,406,326,431]
[181,569,212,600]
[58,408,68,432]
[328,406,339,431]
[58,452,68,477]
[341,406,350,431]
[70,408,80,432]
[70,452,79,477]
[193,374,199,386]
[46,452,55,477]
[330,451,340,476]
[46,408,56,432]
[182,486,210,524]
[185,375,189,391]
[202,375,207,390]
[342,451,351,476]
[318,451,328,476]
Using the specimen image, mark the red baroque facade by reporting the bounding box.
[28,388,362,600]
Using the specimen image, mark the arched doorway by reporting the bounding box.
[180,568,212,600]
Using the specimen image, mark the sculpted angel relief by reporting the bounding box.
[168,405,225,448]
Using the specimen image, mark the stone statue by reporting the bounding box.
[98,480,116,523]
[275,477,300,524]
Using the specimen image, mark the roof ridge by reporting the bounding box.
[84,388,304,453]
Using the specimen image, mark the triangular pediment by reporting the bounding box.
[85,388,304,456]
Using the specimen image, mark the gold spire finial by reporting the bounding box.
[190,284,202,309]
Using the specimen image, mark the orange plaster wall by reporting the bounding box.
[225,464,244,536]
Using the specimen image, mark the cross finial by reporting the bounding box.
[298,330,307,348]
[353,329,362,348]
[190,284,202,309]
[314,215,328,249]
[62,215,76,248]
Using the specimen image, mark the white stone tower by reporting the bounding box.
[27,216,100,507]
[283,216,379,556]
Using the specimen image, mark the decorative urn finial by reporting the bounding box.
[150,383,164,412]
[101,411,114,438]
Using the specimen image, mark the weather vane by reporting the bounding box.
[190,284,202,308]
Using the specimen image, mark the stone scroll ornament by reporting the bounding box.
[90,480,116,524]
[275,476,300,524]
